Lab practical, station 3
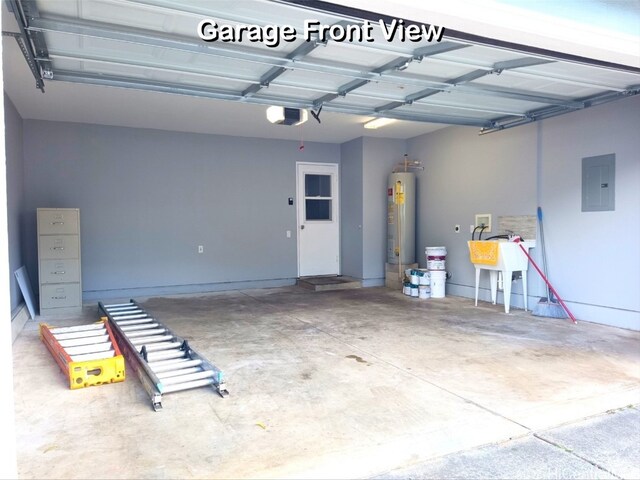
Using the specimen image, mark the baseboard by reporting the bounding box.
[447,282,640,331]
[83,278,298,302]
[11,303,30,343]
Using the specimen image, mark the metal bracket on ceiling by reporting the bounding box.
[310,105,322,124]
[2,30,44,91]
[6,0,49,92]
[624,84,640,96]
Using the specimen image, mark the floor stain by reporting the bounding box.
[42,444,57,454]
[346,354,368,364]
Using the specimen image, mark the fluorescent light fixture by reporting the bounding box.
[266,106,308,126]
[363,117,397,129]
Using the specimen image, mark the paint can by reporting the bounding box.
[418,269,430,285]
[430,270,446,298]
[410,285,419,297]
[410,270,420,284]
[403,283,411,295]
[419,285,430,299]
[425,246,447,270]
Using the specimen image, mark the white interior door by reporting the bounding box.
[297,163,340,277]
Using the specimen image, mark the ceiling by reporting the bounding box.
[3,0,640,143]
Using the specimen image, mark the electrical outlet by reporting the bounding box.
[286,230,291,238]
[470,224,475,234]
[454,225,460,233]
[198,245,204,253]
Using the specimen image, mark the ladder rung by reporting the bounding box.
[107,309,139,315]
[156,367,202,379]
[148,358,202,372]
[51,323,105,334]
[120,323,159,332]
[145,349,186,362]
[65,342,112,356]
[103,303,135,309]
[53,329,107,341]
[131,334,174,345]
[161,378,215,394]
[143,341,182,352]
[126,328,166,338]
[112,313,149,320]
[70,349,116,362]
[58,334,110,348]
[111,309,144,316]
[161,370,215,386]
[114,318,154,326]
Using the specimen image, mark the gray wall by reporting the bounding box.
[340,138,364,279]
[408,96,640,330]
[18,97,639,329]
[339,137,406,285]
[408,122,537,305]
[537,96,640,329]
[4,94,24,312]
[23,120,340,300]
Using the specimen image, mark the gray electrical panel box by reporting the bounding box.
[582,154,615,212]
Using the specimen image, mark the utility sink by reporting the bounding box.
[468,240,536,313]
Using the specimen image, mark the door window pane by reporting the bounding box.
[306,199,332,220]
[305,174,331,197]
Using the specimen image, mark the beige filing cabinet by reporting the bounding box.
[37,208,82,315]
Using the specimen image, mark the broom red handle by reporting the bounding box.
[517,243,577,324]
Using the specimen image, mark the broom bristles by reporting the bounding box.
[533,298,568,318]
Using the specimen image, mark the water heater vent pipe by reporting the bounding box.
[393,154,424,173]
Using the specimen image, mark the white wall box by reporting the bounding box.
[37,208,82,315]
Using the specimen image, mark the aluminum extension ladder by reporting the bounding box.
[99,299,228,411]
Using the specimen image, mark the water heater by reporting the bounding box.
[387,172,416,264]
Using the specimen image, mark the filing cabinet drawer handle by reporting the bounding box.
[52,247,65,250]
[51,221,65,225]
[52,296,67,300]
[52,271,66,275]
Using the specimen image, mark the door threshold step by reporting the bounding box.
[297,276,362,291]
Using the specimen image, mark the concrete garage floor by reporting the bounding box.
[12,287,640,479]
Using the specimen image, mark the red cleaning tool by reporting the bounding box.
[514,239,577,324]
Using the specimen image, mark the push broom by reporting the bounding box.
[513,232,577,324]
[532,207,569,319]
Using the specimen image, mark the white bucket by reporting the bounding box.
[430,270,446,298]
[403,284,411,295]
[418,269,430,285]
[419,285,430,299]
[410,273,419,284]
[410,285,419,297]
[426,246,447,271]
